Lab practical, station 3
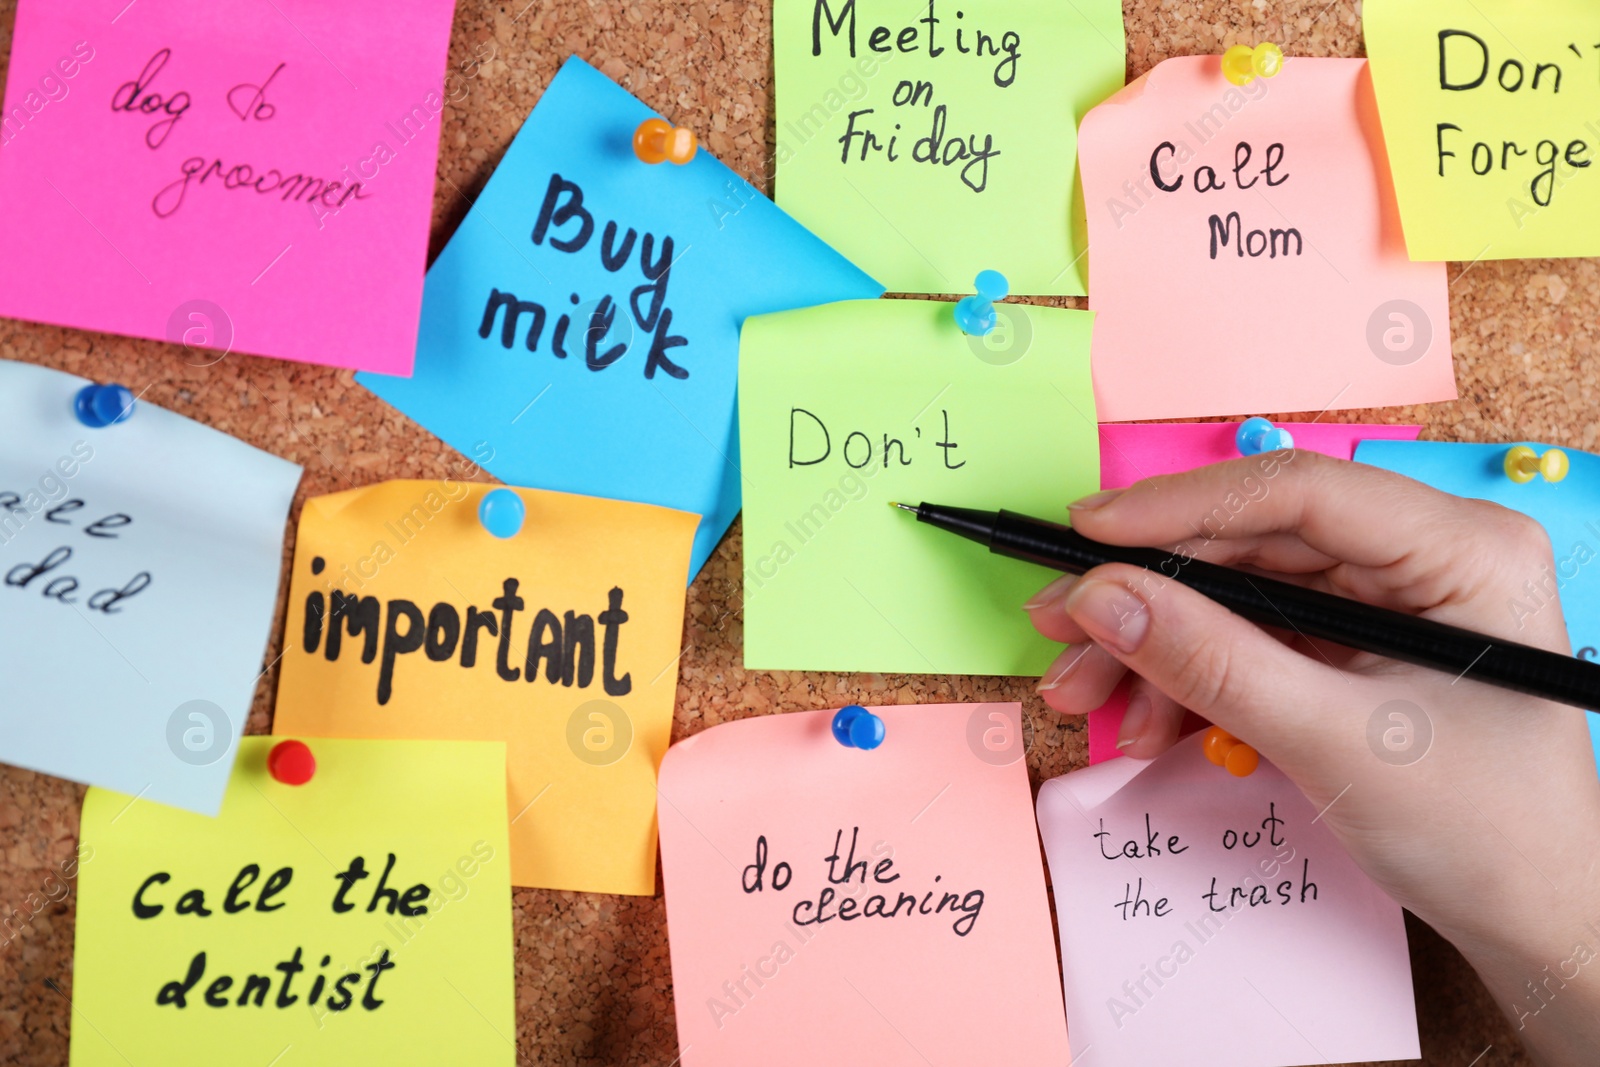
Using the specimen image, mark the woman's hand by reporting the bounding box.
[1025,450,1600,1064]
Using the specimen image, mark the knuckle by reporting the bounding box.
[1169,637,1238,715]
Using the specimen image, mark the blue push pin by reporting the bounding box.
[1235,416,1294,456]
[478,488,525,539]
[953,270,1009,337]
[73,383,135,429]
[832,704,885,750]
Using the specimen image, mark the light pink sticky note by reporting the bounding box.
[1083,57,1457,421]
[658,704,1070,1067]
[0,0,457,374]
[1088,421,1422,764]
[1037,732,1420,1065]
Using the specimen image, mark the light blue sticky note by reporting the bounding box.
[0,359,301,815]
[1356,439,1600,768]
[357,56,883,580]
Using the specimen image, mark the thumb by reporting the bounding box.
[1060,563,1345,767]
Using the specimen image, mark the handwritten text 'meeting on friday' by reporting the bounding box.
[808,0,1019,193]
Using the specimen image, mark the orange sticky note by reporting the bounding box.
[1082,56,1457,421]
[658,704,1069,1066]
[273,480,697,895]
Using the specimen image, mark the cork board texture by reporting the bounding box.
[1,1,1594,1064]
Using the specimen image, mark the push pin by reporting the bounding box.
[954,270,1009,337]
[832,704,885,750]
[1222,42,1285,86]
[1235,416,1294,456]
[479,488,526,539]
[1202,726,1258,777]
[1504,445,1569,486]
[73,383,135,429]
[633,117,697,165]
[267,739,316,786]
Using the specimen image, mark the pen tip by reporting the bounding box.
[889,502,918,513]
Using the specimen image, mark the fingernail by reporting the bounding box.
[1117,691,1152,750]
[1023,573,1079,611]
[1068,489,1124,512]
[1036,645,1092,692]
[1064,578,1151,654]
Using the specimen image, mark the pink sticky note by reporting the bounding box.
[659,704,1070,1067]
[1088,421,1421,765]
[1037,732,1420,1064]
[1083,57,1457,421]
[0,0,457,374]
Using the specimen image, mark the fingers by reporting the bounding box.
[1060,562,1349,767]
[1117,679,1187,759]
[1036,641,1125,714]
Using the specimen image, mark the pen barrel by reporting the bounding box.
[990,512,1600,710]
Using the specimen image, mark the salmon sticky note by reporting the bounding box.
[71,738,515,1066]
[272,481,697,895]
[659,704,1070,1067]
[0,0,457,373]
[1037,732,1419,1065]
[1083,57,1456,421]
[1366,0,1600,260]
[739,298,1099,674]
[773,0,1125,295]
[0,359,299,814]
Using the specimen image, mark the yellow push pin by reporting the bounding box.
[633,117,697,165]
[1504,445,1570,485]
[1222,42,1286,86]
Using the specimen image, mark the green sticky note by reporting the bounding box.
[739,299,1099,674]
[773,0,1125,296]
[1365,0,1600,260]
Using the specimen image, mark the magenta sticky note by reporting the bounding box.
[0,0,457,374]
[1087,422,1421,764]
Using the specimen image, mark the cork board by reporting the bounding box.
[0,1,1593,1063]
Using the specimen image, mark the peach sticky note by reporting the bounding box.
[658,703,1070,1067]
[1037,732,1419,1065]
[0,0,457,373]
[1082,57,1457,421]
[1088,421,1422,765]
[72,738,515,1066]
[272,480,697,895]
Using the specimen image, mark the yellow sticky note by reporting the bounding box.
[272,481,697,895]
[1365,0,1600,259]
[71,738,515,1066]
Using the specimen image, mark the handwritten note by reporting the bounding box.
[356,57,882,581]
[1037,732,1418,1065]
[1081,56,1456,421]
[773,0,1124,295]
[271,480,696,895]
[0,0,457,374]
[739,298,1099,674]
[0,359,299,814]
[1365,0,1600,260]
[1088,421,1423,764]
[1355,439,1600,764]
[658,703,1069,1066]
[71,738,514,1066]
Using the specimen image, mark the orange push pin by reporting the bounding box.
[1202,726,1259,777]
[1503,445,1569,486]
[267,739,316,785]
[633,117,697,165]
[1222,42,1285,86]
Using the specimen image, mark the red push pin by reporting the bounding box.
[268,739,316,785]
[633,117,697,165]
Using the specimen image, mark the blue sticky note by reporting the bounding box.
[1356,440,1600,767]
[358,57,883,580]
